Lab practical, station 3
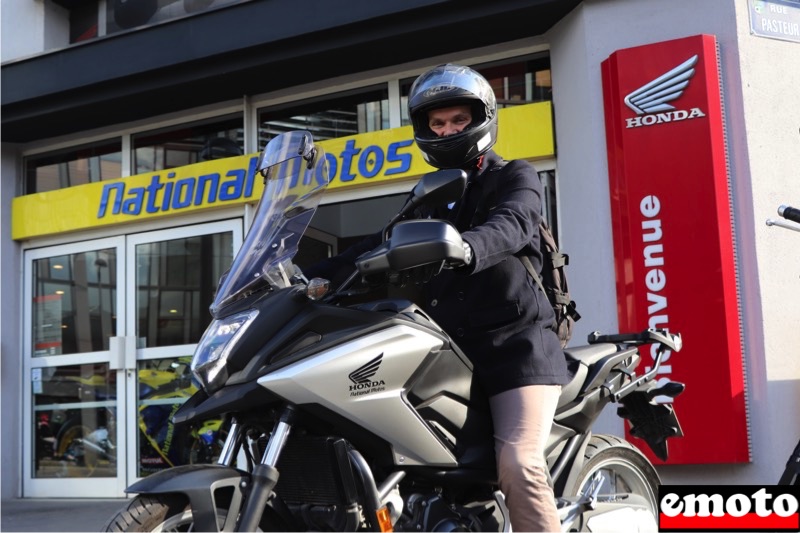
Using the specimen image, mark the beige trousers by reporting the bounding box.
[489,384,562,533]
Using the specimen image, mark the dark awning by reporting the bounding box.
[1,0,580,143]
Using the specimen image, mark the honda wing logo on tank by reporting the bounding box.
[348,354,386,397]
[624,55,706,128]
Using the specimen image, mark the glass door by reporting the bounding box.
[22,220,243,498]
[125,220,241,485]
[23,237,128,497]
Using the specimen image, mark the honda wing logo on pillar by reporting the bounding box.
[624,55,706,128]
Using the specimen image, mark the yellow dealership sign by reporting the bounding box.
[12,102,553,240]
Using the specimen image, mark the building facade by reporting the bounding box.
[2,0,799,500]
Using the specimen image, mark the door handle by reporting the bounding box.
[109,336,136,370]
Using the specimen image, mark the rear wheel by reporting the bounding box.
[565,434,660,514]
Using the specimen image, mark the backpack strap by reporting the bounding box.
[522,253,581,321]
[549,251,568,269]
[520,253,574,307]
[490,160,580,324]
[519,255,547,296]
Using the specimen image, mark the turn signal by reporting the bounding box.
[376,505,393,532]
[305,278,331,300]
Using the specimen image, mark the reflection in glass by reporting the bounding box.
[32,249,117,356]
[137,357,226,477]
[24,140,122,195]
[132,116,244,175]
[399,55,552,126]
[106,0,249,34]
[32,363,116,478]
[136,232,233,348]
[258,86,390,148]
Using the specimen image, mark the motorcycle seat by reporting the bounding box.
[564,342,620,366]
[558,343,620,408]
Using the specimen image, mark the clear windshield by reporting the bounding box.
[210,131,329,315]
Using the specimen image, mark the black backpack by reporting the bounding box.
[486,161,581,348]
[518,222,580,348]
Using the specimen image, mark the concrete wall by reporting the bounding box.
[1,0,69,63]
[548,0,800,485]
[733,0,800,484]
[1,144,23,499]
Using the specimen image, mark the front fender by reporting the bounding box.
[126,464,248,532]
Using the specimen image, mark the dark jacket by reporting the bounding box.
[305,150,570,396]
[423,151,570,396]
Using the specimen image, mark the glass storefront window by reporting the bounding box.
[35,1,251,51]
[24,140,122,195]
[32,363,116,478]
[136,356,224,476]
[257,86,390,149]
[32,249,117,356]
[132,116,244,176]
[69,3,99,43]
[399,55,552,126]
[21,55,549,196]
[135,232,233,348]
[106,0,249,34]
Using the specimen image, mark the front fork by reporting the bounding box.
[229,406,400,532]
[234,407,295,532]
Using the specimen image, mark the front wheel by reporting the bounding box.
[102,494,292,532]
[564,434,660,515]
[102,495,228,532]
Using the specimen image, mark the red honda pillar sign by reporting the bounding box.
[601,34,748,464]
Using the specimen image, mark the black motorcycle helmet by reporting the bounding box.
[408,64,498,169]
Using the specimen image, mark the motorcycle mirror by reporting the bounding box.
[384,169,467,240]
[405,169,468,213]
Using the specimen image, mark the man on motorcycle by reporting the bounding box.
[306,63,570,532]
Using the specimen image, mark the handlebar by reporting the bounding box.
[779,205,800,224]
[766,204,800,233]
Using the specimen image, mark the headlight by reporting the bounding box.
[191,309,259,394]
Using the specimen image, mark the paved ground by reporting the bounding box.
[1,498,129,532]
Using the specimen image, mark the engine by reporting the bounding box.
[395,493,502,532]
[272,433,504,531]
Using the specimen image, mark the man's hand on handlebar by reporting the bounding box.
[443,241,472,270]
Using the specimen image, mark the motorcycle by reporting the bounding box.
[104,130,685,532]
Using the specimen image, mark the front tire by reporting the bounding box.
[103,495,196,532]
[564,434,660,515]
[102,494,291,532]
